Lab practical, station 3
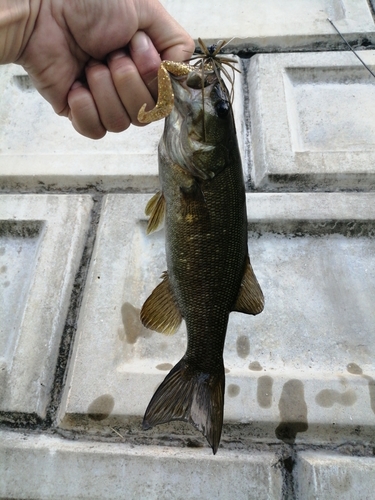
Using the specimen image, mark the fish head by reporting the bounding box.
[164,68,237,180]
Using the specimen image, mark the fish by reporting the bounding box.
[137,47,264,454]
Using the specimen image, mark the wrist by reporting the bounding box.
[0,0,40,64]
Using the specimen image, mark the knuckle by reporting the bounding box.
[111,60,139,86]
[86,63,110,85]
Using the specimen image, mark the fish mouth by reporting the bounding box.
[165,68,232,179]
[170,70,219,109]
[169,72,220,141]
[171,68,218,90]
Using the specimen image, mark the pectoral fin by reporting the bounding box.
[140,272,182,334]
[233,256,264,315]
[145,191,166,234]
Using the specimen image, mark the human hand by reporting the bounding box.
[15,0,194,138]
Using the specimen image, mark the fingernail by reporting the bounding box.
[130,31,151,53]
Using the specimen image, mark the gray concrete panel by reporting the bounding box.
[0,195,92,416]
[247,51,375,190]
[296,451,375,499]
[58,193,375,446]
[160,0,375,50]
[0,430,283,500]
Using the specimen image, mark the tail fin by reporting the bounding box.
[143,358,225,454]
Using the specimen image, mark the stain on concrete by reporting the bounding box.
[0,361,8,403]
[121,302,152,344]
[248,361,263,371]
[13,74,35,92]
[117,326,125,342]
[236,335,250,358]
[0,265,6,273]
[225,368,230,373]
[87,394,115,421]
[275,379,308,444]
[347,363,375,415]
[331,471,352,492]
[315,388,357,408]
[156,363,173,371]
[0,248,5,256]
[257,375,273,408]
[347,363,363,375]
[363,375,375,415]
[227,384,240,397]
[3,281,10,288]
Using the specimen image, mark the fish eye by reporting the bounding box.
[186,72,212,89]
[215,99,230,118]
[186,73,204,89]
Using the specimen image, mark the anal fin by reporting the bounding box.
[140,271,182,334]
[233,256,264,315]
[145,191,166,234]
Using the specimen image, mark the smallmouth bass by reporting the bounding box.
[138,53,264,454]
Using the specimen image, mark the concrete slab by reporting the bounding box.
[161,0,375,50]
[0,430,283,500]
[296,451,375,499]
[247,50,375,190]
[58,193,375,446]
[0,195,92,416]
[0,64,162,191]
[0,63,244,191]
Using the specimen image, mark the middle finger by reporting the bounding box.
[85,58,131,133]
[108,50,156,127]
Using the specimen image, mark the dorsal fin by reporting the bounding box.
[145,191,166,234]
[140,272,182,334]
[233,256,264,315]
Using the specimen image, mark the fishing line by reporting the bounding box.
[327,18,375,79]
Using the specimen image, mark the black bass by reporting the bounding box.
[138,52,264,454]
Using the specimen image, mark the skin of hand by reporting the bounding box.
[14,0,195,139]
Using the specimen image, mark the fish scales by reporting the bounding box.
[138,55,264,453]
[162,140,247,372]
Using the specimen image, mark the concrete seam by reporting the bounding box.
[240,58,254,192]
[367,0,375,20]
[0,194,103,431]
[46,194,103,427]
